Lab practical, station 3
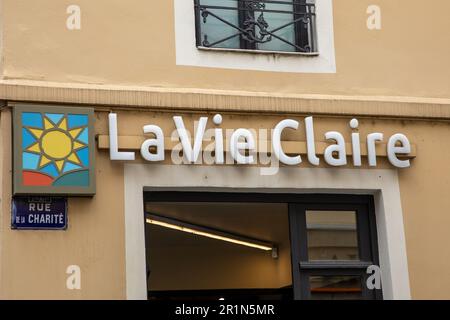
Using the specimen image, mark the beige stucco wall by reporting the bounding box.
[1,0,449,99]
[0,0,449,300]
[0,108,126,299]
[1,107,450,299]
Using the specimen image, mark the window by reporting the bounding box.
[289,196,383,300]
[194,0,317,53]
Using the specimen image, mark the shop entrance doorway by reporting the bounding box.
[144,192,382,300]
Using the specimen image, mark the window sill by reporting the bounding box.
[197,46,320,57]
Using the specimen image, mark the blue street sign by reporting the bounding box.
[11,197,67,230]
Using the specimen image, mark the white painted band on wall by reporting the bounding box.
[124,164,411,300]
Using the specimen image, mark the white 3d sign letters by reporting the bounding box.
[173,116,207,163]
[108,114,412,169]
[230,128,256,164]
[387,134,411,168]
[141,125,165,162]
[350,118,362,167]
[109,113,135,161]
[367,133,383,166]
[324,131,347,166]
[305,117,320,166]
[272,119,301,165]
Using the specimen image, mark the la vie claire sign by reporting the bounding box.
[108,113,414,168]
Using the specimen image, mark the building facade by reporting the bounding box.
[0,0,449,299]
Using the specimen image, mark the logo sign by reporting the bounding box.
[11,197,67,230]
[13,105,95,195]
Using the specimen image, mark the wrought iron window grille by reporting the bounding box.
[194,0,317,53]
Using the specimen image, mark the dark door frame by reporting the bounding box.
[144,191,382,300]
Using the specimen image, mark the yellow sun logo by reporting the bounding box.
[15,107,94,194]
[26,116,87,173]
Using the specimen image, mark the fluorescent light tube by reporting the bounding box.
[146,214,275,253]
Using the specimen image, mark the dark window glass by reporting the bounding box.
[306,211,359,261]
[194,0,316,53]
[309,275,363,300]
[199,0,240,49]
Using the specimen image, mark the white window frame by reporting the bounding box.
[174,0,336,73]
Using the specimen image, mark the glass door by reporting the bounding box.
[289,195,382,300]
